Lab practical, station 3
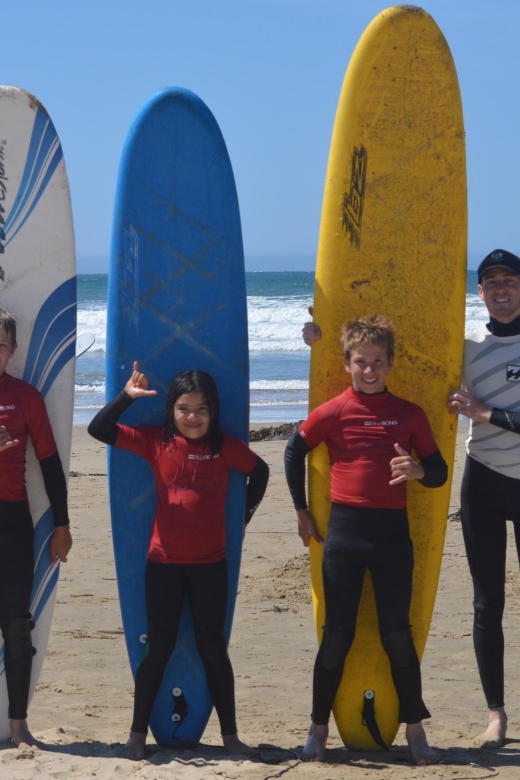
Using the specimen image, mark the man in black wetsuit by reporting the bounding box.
[447,249,520,748]
[0,309,72,749]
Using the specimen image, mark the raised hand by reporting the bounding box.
[302,306,322,346]
[124,362,158,400]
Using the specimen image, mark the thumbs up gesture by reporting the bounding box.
[389,443,425,485]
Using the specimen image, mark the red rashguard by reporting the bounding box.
[115,425,258,564]
[298,386,439,509]
[0,372,58,502]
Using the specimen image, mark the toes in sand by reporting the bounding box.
[119,731,147,761]
[222,733,256,755]
[10,720,45,751]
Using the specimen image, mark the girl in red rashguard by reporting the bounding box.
[89,363,269,759]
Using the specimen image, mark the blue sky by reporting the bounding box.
[3,1,520,272]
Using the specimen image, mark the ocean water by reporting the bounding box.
[74,269,485,425]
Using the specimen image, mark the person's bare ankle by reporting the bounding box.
[119,730,147,761]
[9,719,44,750]
[301,722,328,762]
[405,721,440,765]
[473,707,507,749]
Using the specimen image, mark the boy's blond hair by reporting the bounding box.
[0,308,17,348]
[340,314,395,360]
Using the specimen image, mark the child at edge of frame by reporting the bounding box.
[284,314,447,766]
[0,308,72,750]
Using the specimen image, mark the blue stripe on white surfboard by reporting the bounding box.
[23,278,76,395]
[3,107,63,247]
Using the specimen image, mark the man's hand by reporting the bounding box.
[302,306,322,346]
[49,526,73,565]
[447,389,492,423]
[0,425,19,453]
[389,444,425,485]
[296,508,325,547]
[124,361,158,400]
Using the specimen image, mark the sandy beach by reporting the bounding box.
[1,420,520,779]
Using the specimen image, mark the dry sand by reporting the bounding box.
[2,421,520,779]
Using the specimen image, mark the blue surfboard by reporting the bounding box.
[106,87,248,746]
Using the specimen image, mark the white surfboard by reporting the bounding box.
[76,333,95,358]
[0,86,76,738]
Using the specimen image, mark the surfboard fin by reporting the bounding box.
[362,690,390,752]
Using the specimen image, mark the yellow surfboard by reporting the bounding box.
[308,5,466,749]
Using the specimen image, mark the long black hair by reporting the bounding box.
[164,370,223,454]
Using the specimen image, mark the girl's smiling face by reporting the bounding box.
[173,391,211,439]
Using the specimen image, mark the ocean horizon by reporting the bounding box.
[74,269,485,425]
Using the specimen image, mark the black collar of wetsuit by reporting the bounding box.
[486,315,520,337]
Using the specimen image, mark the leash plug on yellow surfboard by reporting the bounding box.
[362,690,390,752]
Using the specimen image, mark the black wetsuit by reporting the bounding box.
[133,559,236,735]
[285,424,447,726]
[0,502,34,721]
[0,453,68,720]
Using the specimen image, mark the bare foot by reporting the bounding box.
[119,730,147,761]
[10,720,44,750]
[301,722,328,762]
[222,733,255,755]
[474,707,507,749]
[406,722,440,766]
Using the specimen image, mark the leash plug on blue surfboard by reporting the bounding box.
[170,686,191,745]
[362,690,390,752]
[137,635,189,742]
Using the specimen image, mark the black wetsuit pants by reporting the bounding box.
[312,504,430,726]
[131,559,237,736]
[0,501,34,720]
[461,456,520,709]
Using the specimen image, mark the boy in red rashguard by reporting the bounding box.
[285,315,447,765]
[0,309,72,749]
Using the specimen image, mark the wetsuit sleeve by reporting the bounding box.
[245,456,269,524]
[39,452,70,526]
[284,431,312,510]
[418,449,448,488]
[88,391,135,445]
[490,408,520,435]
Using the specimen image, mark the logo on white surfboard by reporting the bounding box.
[0,106,64,285]
[0,140,6,274]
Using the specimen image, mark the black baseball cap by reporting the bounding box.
[478,249,520,283]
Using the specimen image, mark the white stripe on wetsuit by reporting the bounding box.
[464,324,520,478]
